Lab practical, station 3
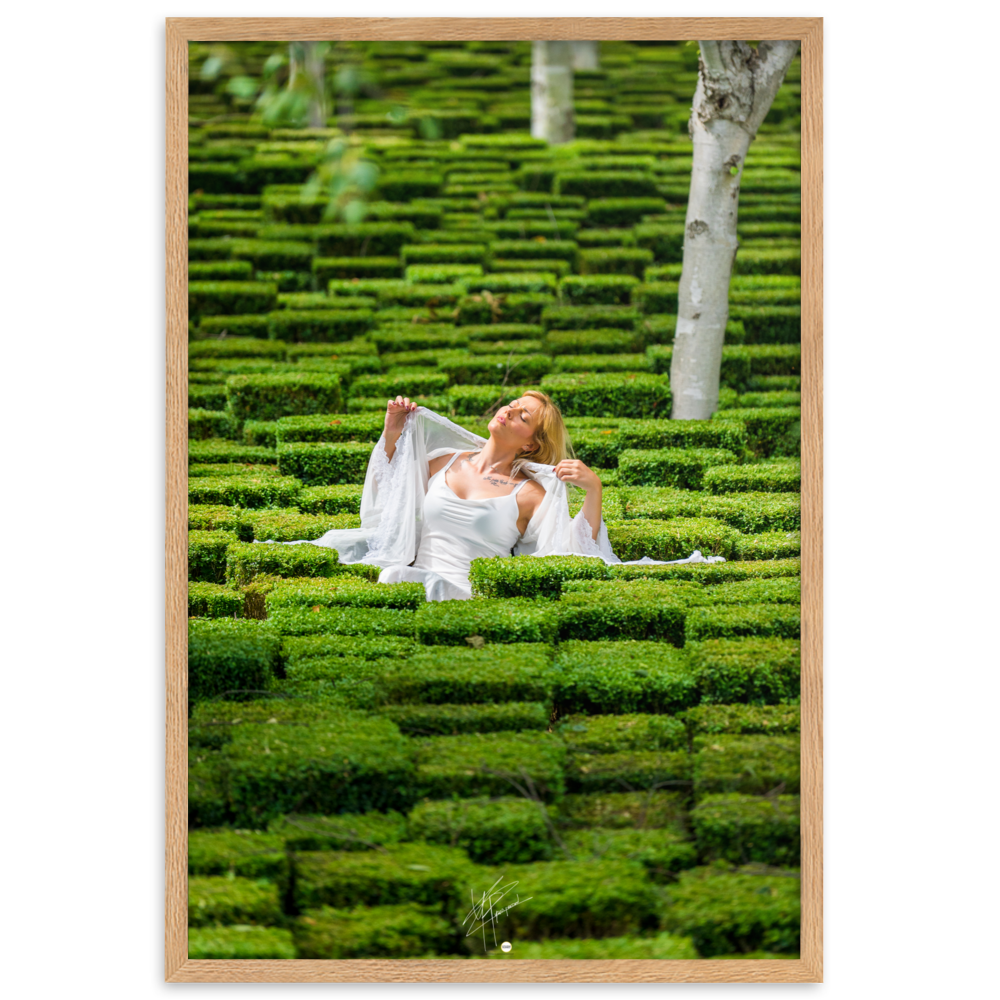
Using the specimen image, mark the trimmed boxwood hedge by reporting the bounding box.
[661,864,801,956]
[189,281,278,320]
[540,372,671,418]
[692,736,800,797]
[225,373,343,422]
[188,581,244,618]
[565,750,692,795]
[188,876,284,928]
[616,448,739,489]
[559,274,640,306]
[276,441,375,485]
[188,925,296,960]
[684,603,801,642]
[605,518,743,562]
[688,637,801,704]
[189,529,238,584]
[407,795,555,864]
[225,541,341,586]
[187,618,282,705]
[556,712,688,754]
[469,554,612,600]
[188,828,287,879]
[267,810,409,852]
[542,304,640,331]
[377,701,550,737]
[691,793,801,866]
[553,587,688,645]
[413,598,558,645]
[702,462,801,494]
[188,474,302,509]
[682,703,801,737]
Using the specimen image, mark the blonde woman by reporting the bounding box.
[279,391,723,602]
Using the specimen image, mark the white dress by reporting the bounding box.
[378,449,533,602]
[262,406,725,602]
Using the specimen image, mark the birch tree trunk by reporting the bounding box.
[669,40,800,419]
[571,41,600,71]
[531,41,575,145]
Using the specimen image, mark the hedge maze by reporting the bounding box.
[186,39,802,962]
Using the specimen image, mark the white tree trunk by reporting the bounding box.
[531,41,575,145]
[289,42,326,129]
[669,40,800,419]
[571,41,600,71]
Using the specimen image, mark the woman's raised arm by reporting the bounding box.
[383,396,418,462]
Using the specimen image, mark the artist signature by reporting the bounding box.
[462,875,532,953]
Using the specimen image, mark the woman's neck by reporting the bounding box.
[466,440,524,480]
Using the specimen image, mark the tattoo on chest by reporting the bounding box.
[459,456,514,488]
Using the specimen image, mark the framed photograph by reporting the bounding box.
[167,16,821,983]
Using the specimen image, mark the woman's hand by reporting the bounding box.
[385,395,419,435]
[553,459,602,493]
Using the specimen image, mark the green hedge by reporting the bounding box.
[189,529,238,584]
[556,712,688,753]
[688,637,801,704]
[692,736,800,796]
[313,257,401,283]
[289,843,478,915]
[691,794,801,865]
[552,640,699,715]
[702,462,801,494]
[682,703,801,737]
[188,876,284,928]
[562,827,699,882]
[413,598,558,645]
[633,222,685,263]
[294,484,363,514]
[554,586,687,645]
[267,606,416,638]
[684,604,801,642]
[556,171,660,198]
[556,789,689,831]
[268,309,374,343]
[276,441,374,485]
[313,221,418,256]
[247,511,362,543]
[586,198,666,226]
[579,247,655,278]
[225,541,341,586]
[218,714,419,828]
[540,372,671,418]
[189,281,278,320]
[407,795,555,864]
[377,701,549,736]
[188,581,244,618]
[460,859,665,942]
[375,644,558,706]
[469,554,612,600]
[292,902,455,959]
[616,447,739,489]
[696,493,800,533]
[188,474,302,509]
[606,518,742,562]
[712,407,801,458]
[560,274,639,306]
[542,304,640,331]
[661,864,801,956]
[188,504,254,538]
[544,328,644,355]
[414,730,566,802]
[188,618,282,704]
[267,810,409,851]
[188,925,296,960]
[265,576,423,612]
[188,828,287,879]
[225,373,343,422]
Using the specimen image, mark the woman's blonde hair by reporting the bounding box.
[500,390,577,480]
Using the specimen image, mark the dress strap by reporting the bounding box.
[510,476,532,496]
[443,450,464,472]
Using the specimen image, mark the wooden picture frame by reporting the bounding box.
[167,16,822,983]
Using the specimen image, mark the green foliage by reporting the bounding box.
[188,529,239,584]
[556,712,688,753]
[540,372,671,418]
[413,598,558,645]
[293,484,363,514]
[225,540,341,586]
[460,859,665,943]
[289,843,480,913]
[189,281,278,321]
[691,794,801,865]
[413,730,568,801]
[188,474,302,509]
[693,736,800,797]
[662,864,801,956]
[553,640,698,715]
[617,447,739,489]
[375,644,558,705]
[188,875,285,928]
[225,372,343,422]
[377,701,550,736]
[684,603,801,642]
[542,304,640,331]
[276,440,373,485]
[408,796,555,864]
[469,554,612,600]
[187,618,282,704]
[268,810,409,851]
[702,462,801,494]
[559,274,639,306]
[188,828,287,879]
[188,925,296,959]
[293,902,455,959]
[688,637,801,704]
[605,517,742,562]
[189,581,245,618]
[682,703,801,737]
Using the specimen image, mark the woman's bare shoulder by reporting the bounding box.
[428,450,462,476]
[519,478,546,510]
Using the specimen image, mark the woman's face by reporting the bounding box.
[489,397,540,453]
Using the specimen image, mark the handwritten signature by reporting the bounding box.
[462,875,532,953]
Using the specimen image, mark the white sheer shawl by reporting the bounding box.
[287,406,725,570]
